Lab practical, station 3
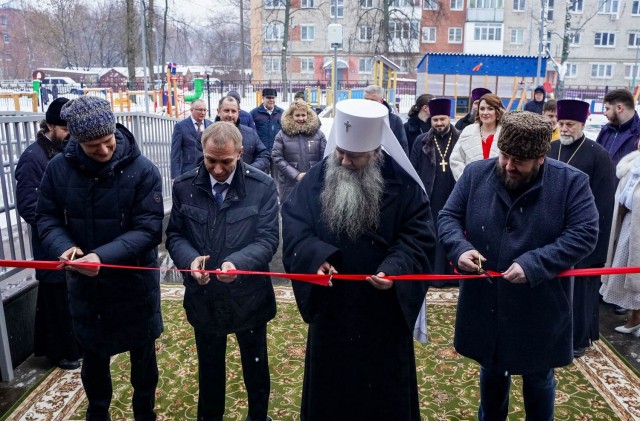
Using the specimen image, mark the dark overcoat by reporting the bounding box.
[403,115,431,153]
[15,131,66,283]
[282,152,435,420]
[36,125,164,356]
[212,117,271,172]
[250,103,284,152]
[437,158,599,374]
[165,161,279,334]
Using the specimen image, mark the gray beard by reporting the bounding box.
[320,152,384,241]
[559,135,577,145]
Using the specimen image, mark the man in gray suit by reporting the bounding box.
[170,99,212,180]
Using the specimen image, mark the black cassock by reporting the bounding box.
[282,153,436,421]
[548,137,614,349]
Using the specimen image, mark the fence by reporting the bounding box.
[0,111,177,381]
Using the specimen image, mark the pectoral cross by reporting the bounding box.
[439,159,448,172]
[344,120,351,132]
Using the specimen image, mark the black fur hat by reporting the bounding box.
[497,111,552,159]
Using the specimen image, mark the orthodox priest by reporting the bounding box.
[548,99,614,358]
[281,99,436,421]
[410,98,459,287]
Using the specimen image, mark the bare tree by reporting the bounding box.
[126,0,137,87]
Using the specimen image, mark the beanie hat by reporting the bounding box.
[45,97,70,126]
[428,98,452,117]
[60,96,116,143]
[534,86,545,94]
[556,99,589,123]
[227,90,241,104]
[471,88,491,104]
[498,111,552,159]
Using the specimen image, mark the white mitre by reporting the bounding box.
[325,99,425,192]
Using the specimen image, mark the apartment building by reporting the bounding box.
[251,0,640,88]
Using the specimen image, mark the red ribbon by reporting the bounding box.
[2,259,639,288]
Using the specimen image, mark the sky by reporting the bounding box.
[173,0,237,25]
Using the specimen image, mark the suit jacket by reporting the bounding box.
[170,117,213,178]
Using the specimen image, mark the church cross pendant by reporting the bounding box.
[344,120,351,132]
[439,159,448,172]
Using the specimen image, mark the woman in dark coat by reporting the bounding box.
[404,94,433,152]
[271,99,326,202]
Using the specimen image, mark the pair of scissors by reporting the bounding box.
[477,252,494,284]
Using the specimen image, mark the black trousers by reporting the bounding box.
[194,324,270,421]
[81,340,158,421]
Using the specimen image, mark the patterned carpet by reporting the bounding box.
[4,285,640,421]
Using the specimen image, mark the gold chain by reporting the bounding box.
[434,130,453,161]
[557,138,586,166]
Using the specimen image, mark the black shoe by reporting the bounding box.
[613,305,629,315]
[57,359,81,370]
[573,348,586,358]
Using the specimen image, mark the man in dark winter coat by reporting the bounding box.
[170,99,213,179]
[404,93,433,152]
[438,111,599,421]
[227,90,256,130]
[364,84,409,154]
[548,99,614,358]
[215,95,270,172]
[250,88,284,153]
[166,121,279,421]
[410,98,459,288]
[282,99,435,421]
[455,87,491,132]
[523,85,546,114]
[37,96,164,421]
[15,97,81,370]
[596,88,640,172]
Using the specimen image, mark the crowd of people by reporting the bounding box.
[12,84,640,421]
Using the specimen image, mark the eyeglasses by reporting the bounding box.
[192,108,207,112]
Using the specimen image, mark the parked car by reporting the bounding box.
[42,77,81,95]
[584,113,608,140]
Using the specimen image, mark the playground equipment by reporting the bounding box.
[372,55,401,107]
[416,53,548,114]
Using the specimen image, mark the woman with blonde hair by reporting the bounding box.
[272,99,326,202]
[449,93,504,181]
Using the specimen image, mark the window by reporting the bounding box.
[629,32,640,47]
[301,0,314,8]
[264,23,284,41]
[569,31,581,46]
[513,0,525,11]
[331,0,344,17]
[359,26,373,41]
[396,58,409,72]
[359,57,373,73]
[591,63,613,78]
[546,30,552,51]
[598,0,618,14]
[265,0,285,8]
[469,0,504,8]
[594,32,616,47]
[0,15,7,26]
[474,23,502,40]
[301,25,315,41]
[625,64,640,79]
[360,0,373,7]
[449,27,463,43]
[300,57,314,73]
[263,57,281,72]
[389,20,419,40]
[451,0,464,10]
[2,33,9,44]
[510,28,524,44]
[422,26,437,43]
[424,0,438,10]
[390,0,414,6]
[570,0,583,12]
[546,0,554,20]
[565,63,577,78]
[633,0,639,14]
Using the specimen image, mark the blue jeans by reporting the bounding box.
[478,367,556,421]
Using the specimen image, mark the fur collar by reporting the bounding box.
[280,108,321,137]
[617,150,640,179]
